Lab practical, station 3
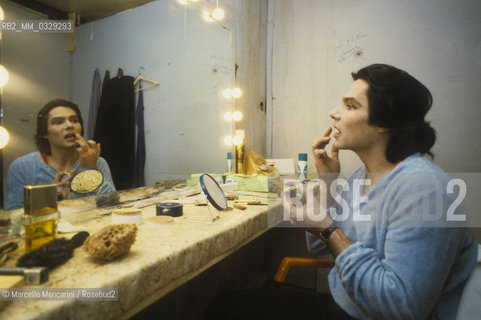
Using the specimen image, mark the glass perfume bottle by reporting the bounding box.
[22,184,60,252]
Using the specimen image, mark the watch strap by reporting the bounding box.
[319,223,338,243]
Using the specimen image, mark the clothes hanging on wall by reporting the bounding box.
[94,69,135,190]
[87,68,101,140]
[132,83,146,187]
[102,70,110,91]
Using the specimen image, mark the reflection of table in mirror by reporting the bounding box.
[0,188,282,319]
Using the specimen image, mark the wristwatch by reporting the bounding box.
[319,222,338,244]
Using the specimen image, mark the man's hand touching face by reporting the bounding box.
[75,134,101,168]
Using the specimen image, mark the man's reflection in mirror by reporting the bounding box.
[5,99,116,209]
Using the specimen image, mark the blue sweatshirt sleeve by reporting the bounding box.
[5,159,28,210]
[95,157,116,194]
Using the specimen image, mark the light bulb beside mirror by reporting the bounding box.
[223,111,243,122]
[176,0,220,22]
[0,65,9,88]
[0,126,10,149]
[223,88,232,99]
[231,87,242,99]
[232,111,243,122]
[202,11,214,22]
[0,6,4,20]
[212,8,225,21]
[222,87,242,99]
[232,135,244,146]
[202,8,225,22]
[224,135,232,146]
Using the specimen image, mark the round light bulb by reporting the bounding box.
[232,111,243,122]
[0,6,5,21]
[232,135,244,146]
[212,8,225,21]
[202,11,214,22]
[232,87,242,99]
[224,135,232,146]
[223,112,232,122]
[0,126,10,149]
[222,88,232,99]
[0,65,9,88]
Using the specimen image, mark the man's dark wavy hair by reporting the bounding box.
[351,64,436,163]
[35,99,84,154]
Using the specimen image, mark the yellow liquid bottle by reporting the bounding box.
[22,212,59,252]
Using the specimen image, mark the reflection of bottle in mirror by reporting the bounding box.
[298,153,307,181]
[227,152,232,173]
[56,185,70,201]
[267,161,280,195]
[234,130,245,174]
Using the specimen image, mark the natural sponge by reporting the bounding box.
[83,224,137,260]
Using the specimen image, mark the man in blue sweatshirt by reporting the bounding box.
[302,64,477,319]
[5,99,116,209]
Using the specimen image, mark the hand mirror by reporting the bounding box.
[70,168,104,194]
[199,174,228,211]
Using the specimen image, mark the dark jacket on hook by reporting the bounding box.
[94,70,135,190]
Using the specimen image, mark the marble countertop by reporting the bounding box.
[0,190,282,320]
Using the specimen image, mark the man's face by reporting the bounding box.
[329,79,384,153]
[43,106,82,150]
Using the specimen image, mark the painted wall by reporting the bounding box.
[270,0,481,175]
[73,0,234,184]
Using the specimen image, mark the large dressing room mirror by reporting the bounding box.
[1,0,235,199]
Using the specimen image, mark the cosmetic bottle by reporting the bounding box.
[227,152,232,173]
[298,153,307,181]
[234,130,245,174]
[22,184,60,252]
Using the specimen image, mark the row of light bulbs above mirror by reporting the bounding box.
[177,0,226,22]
